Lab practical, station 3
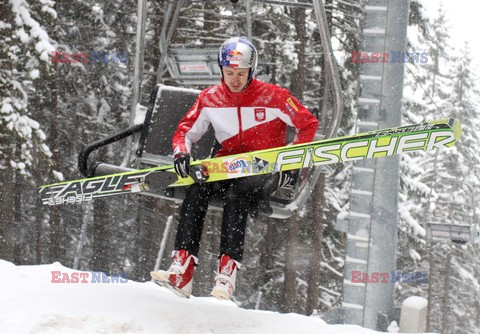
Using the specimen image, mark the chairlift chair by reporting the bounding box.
[78,0,343,219]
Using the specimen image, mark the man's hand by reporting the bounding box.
[174,152,191,178]
[278,170,299,190]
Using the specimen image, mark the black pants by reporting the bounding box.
[174,174,275,262]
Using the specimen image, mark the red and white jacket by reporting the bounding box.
[172,79,319,157]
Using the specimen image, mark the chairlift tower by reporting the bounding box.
[329,0,411,331]
[425,222,473,332]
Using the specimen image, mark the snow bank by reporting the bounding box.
[0,260,384,334]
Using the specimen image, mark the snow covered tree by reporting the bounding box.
[0,0,56,262]
[400,4,480,333]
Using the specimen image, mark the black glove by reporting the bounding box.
[174,152,190,178]
[278,170,299,190]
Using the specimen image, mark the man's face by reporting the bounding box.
[222,67,250,92]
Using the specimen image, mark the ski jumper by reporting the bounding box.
[172,78,318,262]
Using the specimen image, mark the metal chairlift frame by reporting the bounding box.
[78,0,343,218]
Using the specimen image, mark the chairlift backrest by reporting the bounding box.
[135,84,216,166]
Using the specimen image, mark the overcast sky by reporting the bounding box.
[420,0,480,71]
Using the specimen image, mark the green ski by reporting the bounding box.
[39,118,461,206]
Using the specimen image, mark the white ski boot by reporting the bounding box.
[210,254,239,300]
[150,249,197,298]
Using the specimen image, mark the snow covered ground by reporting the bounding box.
[0,259,396,334]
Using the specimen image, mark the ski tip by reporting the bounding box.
[450,118,462,141]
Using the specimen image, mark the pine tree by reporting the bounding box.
[400,5,480,333]
[0,0,55,262]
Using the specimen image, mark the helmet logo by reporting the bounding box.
[226,50,244,63]
[219,37,257,80]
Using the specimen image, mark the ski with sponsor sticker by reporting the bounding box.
[39,118,461,206]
